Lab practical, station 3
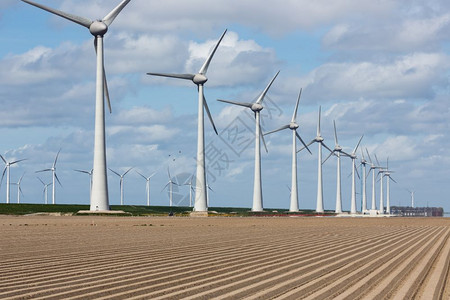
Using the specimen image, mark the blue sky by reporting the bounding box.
[1,0,450,213]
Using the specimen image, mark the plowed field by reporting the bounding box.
[0,216,448,299]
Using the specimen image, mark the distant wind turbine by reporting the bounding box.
[359,148,369,213]
[366,149,381,211]
[184,174,196,207]
[348,135,364,214]
[136,171,156,206]
[74,169,93,197]
[375,155,386,214]
[383,158,396,215]
[264,88,311,212]
[37,177,52,205]
[218,71,280,212]
[1,155,26,204]
[36,149,61,205]
[147,29,227,213]
[12,173,25,204]
[21,0,132,211]
[407,189,415,208]
[323,121,351,214]
[109,167,133,205]
[162,167,179,207]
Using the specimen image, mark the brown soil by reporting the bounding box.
[0,216,448,299]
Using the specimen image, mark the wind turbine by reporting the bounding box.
[136,171,156,206]
[74,169,93,197]
[37,177,52,204]
[162,167,179,207]
[184,174,196,207]
[109,167,133,205]
[407,189,415,208]
[147,29,227,213]
[299,106,333,213]
[359,148,369,213]
[348,135,364,214]
[206,183,214,207]
[22,0,132,211]
[264,88,311,212]
[36,149,61,205]
[1,155,26,204]
[376,155,386,214]
[218,71,280,212]
[384,158,396,215]
[12,173,25,204]
[323,121,351,214]
[366,149,380,211]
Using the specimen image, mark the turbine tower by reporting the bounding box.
[163,167,179,207]
[136,171,156,206]
[109,168,133,205]
[348,135,364,214]
[300,107,333,213]
[408,189,415,208]
[36,149,61,205]
[37,177,52,204]
[366,149,380,211]
[13,173,25,204]
[384,158,396,215]
[184,175,196,207]
[147,30,227,213]
[1,155,26,204]
[218,71,280,212]
[264,88,311,212]
[359,149,369,213]
[376,155,386,214]
[324,121,350,214]
[22,0,132,211]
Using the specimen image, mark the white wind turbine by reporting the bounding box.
[218,71,280,212]
[184,174,196,207]
[36,149,61,205]
[109,167,133,206]
[359,148,369,213]
[162,167,179,207]
[323,121,351,214]
[407,189,415,208]
[299,106,333,213]
[37,177,52,205]
[348,135,364,214]
[12,173,25,204]
[136,171,156,206]
[366,149,380,211]
[383,158,396,215]
[147,29,227,213]
[376,155,386,214]
[264,88,311,212]
[22,0,132,211]
[74,169,93,197]
[1,155,26,204]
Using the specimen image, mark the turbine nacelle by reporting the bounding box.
[193,74,208,85]
[289,122,299,130]
[251,103,264,112]
[89,21,108,36]
[315,136,324,142]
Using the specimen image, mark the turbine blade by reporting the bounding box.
[102,0,132,27]
[55,173,62,187]
[94,38,112,113]
[322,142,334,154]
[333,120,338,146]
[150,172,157,178]
[353,134,364,154]
[123,167,134,177]
[260,125,268,153]
[203,95,218,135]
[74,169,90,175]
[296,139,315,153]
[108,168,121,177]
[167,167,172,180]
[256,70,280,105]
[36,169,52,173]
[375,154,381,167]
[10,158,27,165]
[198,29,227,75]
[390,176,397,184]
[0,155,6,164]
[322,151,335,165]
[291,88,302,123]
[21,0,93,28]
[264,124,290,136]
[147,72,195,81]
[0,167,6,186]
[366,148,373,164]
[53,148,61,167]
[136,171,147,180]
[317,106,321,136]
[217,99,253,108]
[37,177,45,186]
[296,131,312,155]
[355,164,360,179]
[161,182,170,192]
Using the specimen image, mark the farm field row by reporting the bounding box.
[0,216,448,299]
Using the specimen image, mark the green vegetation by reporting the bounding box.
[0,203,333,217]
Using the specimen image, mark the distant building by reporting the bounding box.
[390,206,444,217]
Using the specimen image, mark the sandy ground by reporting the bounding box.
[0,216,448,299]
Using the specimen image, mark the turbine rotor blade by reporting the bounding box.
[0,155,6,164]
[292,88,302,123]
[102,0,132,27]
[108,168,121,177]
[366,148,373,164]
[203,94,218,135]
[36,169,52,173]
[94,38,112,113]
[10,158,27,165]
[136,171,147,180]
[217,99,253,108]
[37,177,45,186]
[123,167,134,177]
[147,72,195,81]
[322,150,335,165]
[317,106,322,136]
[256,70,280,105]
[1,167,6,186]
[322,142,334,154]
[264,124,290,136]
[74,169,90,175]
[375,154,381,167]
[53,148,61,167]
[55,173,62,187]
[296,131,312,155]
[198,29,227,75]
[260,125,268,153]
[353,135,364,154]
[390,176,397,184]
[333,120,338,146]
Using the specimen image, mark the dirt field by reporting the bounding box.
[0,216,448,299]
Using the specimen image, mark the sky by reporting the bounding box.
[1,0,449,213]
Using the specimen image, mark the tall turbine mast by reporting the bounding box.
[359,148,369,213]
[36,149,61,205]
[137,171,156,206]
[109,167,133,205]
[264,88,311,212]
[383,158,396,215]
[348,135,364,214]
[147,29,227,213]
[218,71,280,212]
[366,149,380,211]
[1,155,26,204]
[375,154,386,214]
[21,0,132,211]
